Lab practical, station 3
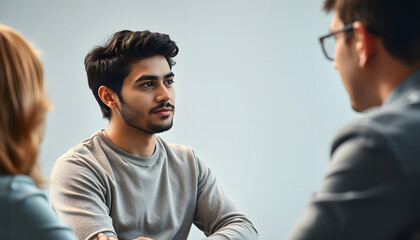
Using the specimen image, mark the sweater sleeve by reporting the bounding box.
[192,153,258,240]
[49,157,118,240]
[286,125,408,240]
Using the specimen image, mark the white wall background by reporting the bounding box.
[0,0,360,239]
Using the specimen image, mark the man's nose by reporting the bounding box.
[156,83,171,103]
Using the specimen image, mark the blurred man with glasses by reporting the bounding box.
[287,0,420,239]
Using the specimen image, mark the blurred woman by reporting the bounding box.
[0,25,77,239]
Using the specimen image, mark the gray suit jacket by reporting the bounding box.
[288,69,420,240]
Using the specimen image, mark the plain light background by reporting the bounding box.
[1,0,360,239]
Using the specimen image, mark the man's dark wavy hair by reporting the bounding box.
[324,0,420,65]
[85,30,179,119]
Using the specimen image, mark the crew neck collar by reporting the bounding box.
[97,130,161,167]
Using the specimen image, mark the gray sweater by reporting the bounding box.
[50,130,257,240]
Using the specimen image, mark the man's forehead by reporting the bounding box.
[132,56,169,67]
[129,57,170,73]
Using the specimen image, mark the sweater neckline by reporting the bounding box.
[97,130,161,167]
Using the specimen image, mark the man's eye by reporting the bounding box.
[141,82,154,88]
[165,79,174,85]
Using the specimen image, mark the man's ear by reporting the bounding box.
[98,86,119,109]
[353,21,376,68]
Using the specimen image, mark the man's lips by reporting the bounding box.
[152,107,173,116]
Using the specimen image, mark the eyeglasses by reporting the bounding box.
[319,22,354,61]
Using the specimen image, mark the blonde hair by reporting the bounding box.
[0,25,51,186]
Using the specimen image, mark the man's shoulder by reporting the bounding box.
[51,130,113,186]
[157,136,193,151]
[157,136,198,162]
[332,102,420,163]
[56,130,105,165]
[337,101,420,138]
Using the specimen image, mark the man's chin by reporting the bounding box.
[149,121,174,134]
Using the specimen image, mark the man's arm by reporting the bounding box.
[50,157,118,240]
[192,152,258,240]
[287,126,408,240]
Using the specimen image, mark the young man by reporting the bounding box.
[50,30,258,240]
[287,0,420,239]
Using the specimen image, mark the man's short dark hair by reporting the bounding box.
[85,30,179,119]
[323,0,420,65]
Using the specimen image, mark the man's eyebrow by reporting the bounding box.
[134,72,174,83]
[135,75,159,82]
[164,72,175,78]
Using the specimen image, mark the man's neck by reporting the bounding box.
[105,118,156,157]
[368,43,420,105]
[376,62,420,104]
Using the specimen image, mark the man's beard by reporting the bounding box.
[146,117,174,133]
[120,101,174,134]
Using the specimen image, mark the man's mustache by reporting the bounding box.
[149,102,175,114]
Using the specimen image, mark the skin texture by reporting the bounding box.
[99,55,176,157]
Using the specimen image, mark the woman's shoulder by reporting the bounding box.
[0,174,43,203]
[0,174,77,239]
